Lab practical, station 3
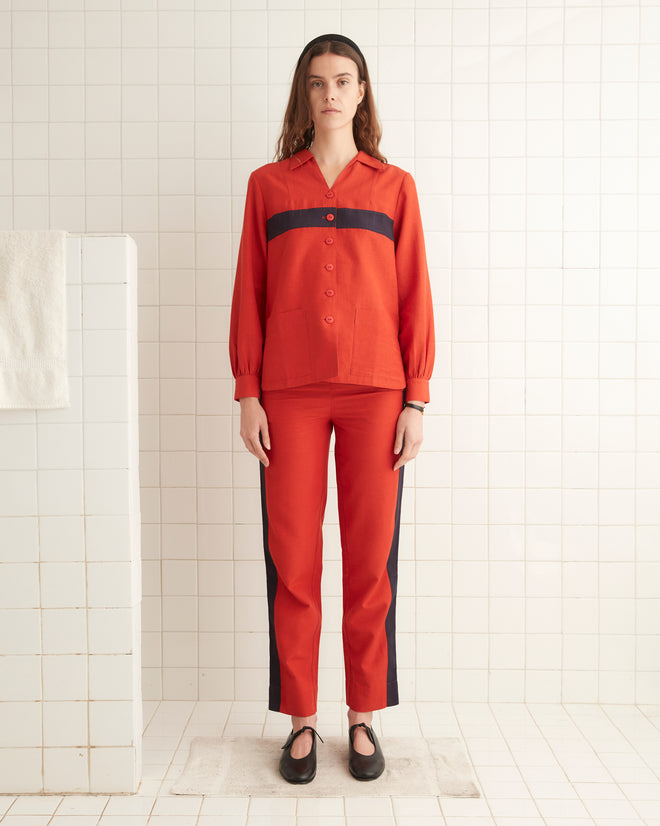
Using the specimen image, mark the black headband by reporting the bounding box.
[297,33,365,68]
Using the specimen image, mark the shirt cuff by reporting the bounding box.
[405,377,430,404]
[234,374,261,400]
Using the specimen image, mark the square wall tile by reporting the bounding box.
[37,423,83,469]
[90,700,136,747]
[0,656,42,701]
[0,563,40,608]
[85,515,133,561]
[43,654,88,701]
[90,746,138,793]
[0,608,41,655]
[0,517,39,562]
[43,701,88,748]
[0,425,36,469]
[44,747,89,794]
[0,748,42,793]
[40,562,86,608]
[39,516,85,562]
[37,469,84,515]
[87,562,133,608]
[89,654,136,701]
[88,608,134,654]
[0,702,42,747]
[84,423,131,469]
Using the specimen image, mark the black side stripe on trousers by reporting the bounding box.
[267,207,394,242]
[385,461,405,707]
[259,461,281,712]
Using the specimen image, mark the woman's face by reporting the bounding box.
[306,52,366,136]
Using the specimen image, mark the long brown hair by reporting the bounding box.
[275,38,386,164]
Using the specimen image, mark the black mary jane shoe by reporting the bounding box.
[348,722,385,781]
[279,725,323,784]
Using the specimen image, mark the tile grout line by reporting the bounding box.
[527,703,605,825]
[412,701,447,826]
[484,703,551,825]
[143,699,198,821]
[598,704,660,810]
[562,703,650,823]
[635,705,660,748]
[444,702,495,824]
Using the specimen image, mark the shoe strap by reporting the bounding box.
[282,725,324,750]
[349,722,376,745]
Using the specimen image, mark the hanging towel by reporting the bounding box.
[0,230,70,409]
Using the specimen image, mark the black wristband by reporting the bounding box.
[404,402,425,414]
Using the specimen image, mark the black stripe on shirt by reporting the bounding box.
[267,207,394,242]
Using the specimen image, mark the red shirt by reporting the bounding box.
[229,149,435,402]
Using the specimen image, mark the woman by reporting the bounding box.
[229,33,435,784]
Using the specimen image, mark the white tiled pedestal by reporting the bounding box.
[0,235,142,793]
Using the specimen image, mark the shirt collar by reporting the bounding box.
[288,149,385,172]
[356,151,386,171]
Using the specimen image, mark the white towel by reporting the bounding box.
[0,230,70,409]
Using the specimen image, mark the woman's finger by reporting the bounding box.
[394,444,411,470]
[393,430,422,470]
[261,419,271,451]
[393,433,409,470]
[248,435,270,467]
[393,425,404,455]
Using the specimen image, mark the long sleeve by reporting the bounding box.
[229,171,268,400]
[393,171,435,403]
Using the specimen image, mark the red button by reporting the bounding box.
[326,213,335,221]
[325,289,335,297]
[325,315,334,324]
[325,191,335,198]
[325,263,334,271]
[325,237,334,245]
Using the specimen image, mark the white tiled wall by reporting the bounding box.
[2,2,659,714]
[0,235,142,793]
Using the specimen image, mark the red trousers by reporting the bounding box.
[259,382,405,717]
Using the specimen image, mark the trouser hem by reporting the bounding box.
[346,680,400,713]
[269,701,318,717]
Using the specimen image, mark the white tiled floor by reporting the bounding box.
[2,701,660,825]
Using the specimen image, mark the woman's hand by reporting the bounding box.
[393,401,424,471]
[239,396,271,467]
